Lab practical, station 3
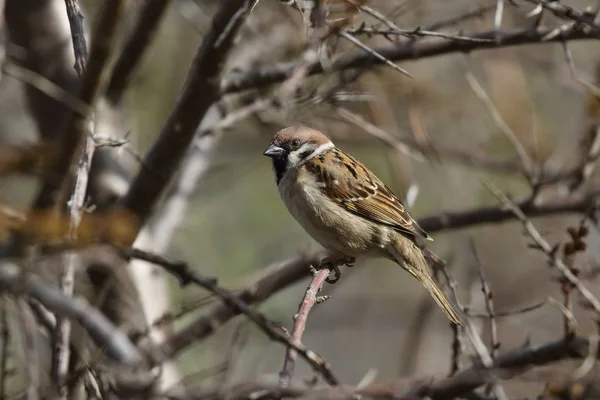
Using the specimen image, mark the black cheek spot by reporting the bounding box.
[299,150,313,159]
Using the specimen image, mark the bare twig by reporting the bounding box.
[494,0,505,40]
[417,188,600,234]
[547,296,578,336]
[338,30,413,77]
[470,300,546,318]
[0,262,142,366]
[280,266,331,387]
[0,303,8,400]
[121,0,255,225]
[221,26,600,94]
[431,259,467,376]
[572,334,599,381]
[335,105,528,174]
[346,26,495,43]
[51,123,96,397]
[2,62,90,116]
[122,248,339,384]
[278,0,326,107]
[434,254,507,399]
[482,179,600,315]
[425,4,497,31]
[562,46,600,191]
[471,241,499,358]
[465,71,535,181]
[168,336,600,400]
[49,2,125,396]
[521,0,599,33]
[335,106,426,161]
[16,299,39,400]
[64,0,88,75]
[106,0,172,104]
[562,43,600,98]
[33,0,125,210]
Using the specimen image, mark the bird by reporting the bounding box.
[263,126,463,325]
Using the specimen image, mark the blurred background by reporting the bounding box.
[1,0,600,398]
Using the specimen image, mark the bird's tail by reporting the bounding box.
[390,239,463,325]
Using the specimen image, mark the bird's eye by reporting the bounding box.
[291,139,300,148]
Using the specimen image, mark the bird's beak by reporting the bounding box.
[263,144,285,158]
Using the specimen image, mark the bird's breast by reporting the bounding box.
[277,167,391,256]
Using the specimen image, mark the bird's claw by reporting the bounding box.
[325,265,341,284]
[319,254,355,283]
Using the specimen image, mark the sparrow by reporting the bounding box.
[263,126,462,325]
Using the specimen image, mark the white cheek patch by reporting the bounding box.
[288,142,316,168]
[307,142,334,160]
[287,151,301,168]
[287,141,335,169]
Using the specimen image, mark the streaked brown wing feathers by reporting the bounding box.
[305,149,430,240]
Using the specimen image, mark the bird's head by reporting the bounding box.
[263,126,334,183]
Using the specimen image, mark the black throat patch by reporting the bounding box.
[272,156,287,185]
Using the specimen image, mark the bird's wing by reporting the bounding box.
[304,148,431,240]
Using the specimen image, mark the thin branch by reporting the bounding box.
[279,267,331,387]
[346,26,495,43]
[417,188,599,234]
[338,29,413,77]
[48,2,126,395]
[121,0,255,227]
[122,248,339,384]
[434,261,467,376]
[335,105,527,174]
[51,124,96,397]
[32,0,125,210]
[221,26,600,94]
[106,0,172,104]
[335,106,426,162]
[164,336,600,400]
[482,179,600,315]
[0,302,8,400]
[471,241,499,358]
[465,71,535,181]
[278,0,326,107]
[470,300,546,318]
[522,0,599,33]
[64,0,88,76]
[2,62,90,117]
[494,0,504,39]
[0,261,142,366]
[16,299,39,400]
[143,252,320,355]
[422,5,495,31]
[433,253,507,399]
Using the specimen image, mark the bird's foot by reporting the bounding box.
[319,253,356,284]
